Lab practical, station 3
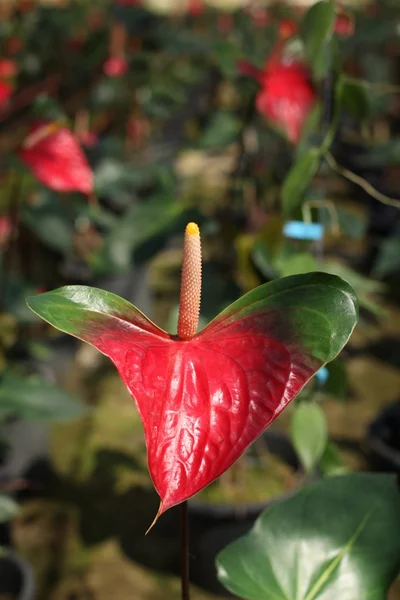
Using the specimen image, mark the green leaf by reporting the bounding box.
[0,373,88,422]
[282,148,322,215]
[199,111,242,150]
[217,473,400,600]
[0,496,19,523]
[291,402,328,473]
[339,77,371,122]
[373,229,400,277]
[89,195,184,274]
[320,442,349,476]
[279,253,318,278]
[301,0,335,79]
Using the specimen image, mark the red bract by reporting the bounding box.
[0,79,13,108]
[103,56,129,77]
[0,59,18,78]
[19,122,94,196]
[256,62,316,143]
[335,13,355,38]
[27,242,358,521]
[278,19,298,40]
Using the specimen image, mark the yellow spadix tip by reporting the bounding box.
[186,222,199,236]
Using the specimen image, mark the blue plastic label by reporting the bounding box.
[283,221,324,241]
[315,366,329,385]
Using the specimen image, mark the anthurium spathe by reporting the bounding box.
[238,47,316,144]
[19,121,94,196]
[26,224,358,523]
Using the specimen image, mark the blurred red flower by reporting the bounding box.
[103,56,129,77]
[278,19,298,40]
[238,56,316,144]
[0,59,18,78]
[19,121,94,196]
[0,79,13,108]
[334,13,355,38]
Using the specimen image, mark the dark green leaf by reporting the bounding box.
[199,111,242,150]
[282,148,321,215]
[339,77,371,122]
[291,402,328,473]
[301,0,335,79]
[0,373,87,422]
[217,473,400,600]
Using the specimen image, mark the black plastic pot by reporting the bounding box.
[0,550,35,600]
[188,430,305,595]
[366,400,400,472]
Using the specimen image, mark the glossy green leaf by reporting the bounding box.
[320,442,349,476]
[0,495,19,523]
[217,473,400,600]
[282,148,321,215]
[301,0,335,79]
[0,373,87,422]
[291,402,328,473]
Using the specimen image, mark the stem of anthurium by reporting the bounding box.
[181,501,190,600]
[177,222,202,340]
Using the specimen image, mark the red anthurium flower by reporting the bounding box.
[187,0,204,16]
[238,54,316,144]
[103,56,129,77]
[0,59,18,78]
[0,79,13,108]
[334,12,355,38]
[19,121,94,196]
[278,18,298,40]
[27,224,358,527]
[257,61,316,143]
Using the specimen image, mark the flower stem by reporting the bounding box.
[180,501,190,600]
[177,223,202,340]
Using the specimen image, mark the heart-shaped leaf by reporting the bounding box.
[291,401,328,473]
[19,121,93,196]
[216,473,400,600]
[26,273,358,514]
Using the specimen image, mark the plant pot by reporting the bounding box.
[0,550,35,600]
[366,400,400,472]
[188,429,306,595]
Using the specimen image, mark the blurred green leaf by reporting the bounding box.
[282,148,321,215]
[0,373,87,422]
[320,442,349,476]
[291,402,328,473]
[0,496,19,524]
[373,228,400,278]
[339,77,371,122]
[89,195,184,274]
[301,0,335,79]
[279,252,318,277]
[199,111,242,150]
[21,194,73,253]
[324,358,348,399]
[217,473,400,600]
